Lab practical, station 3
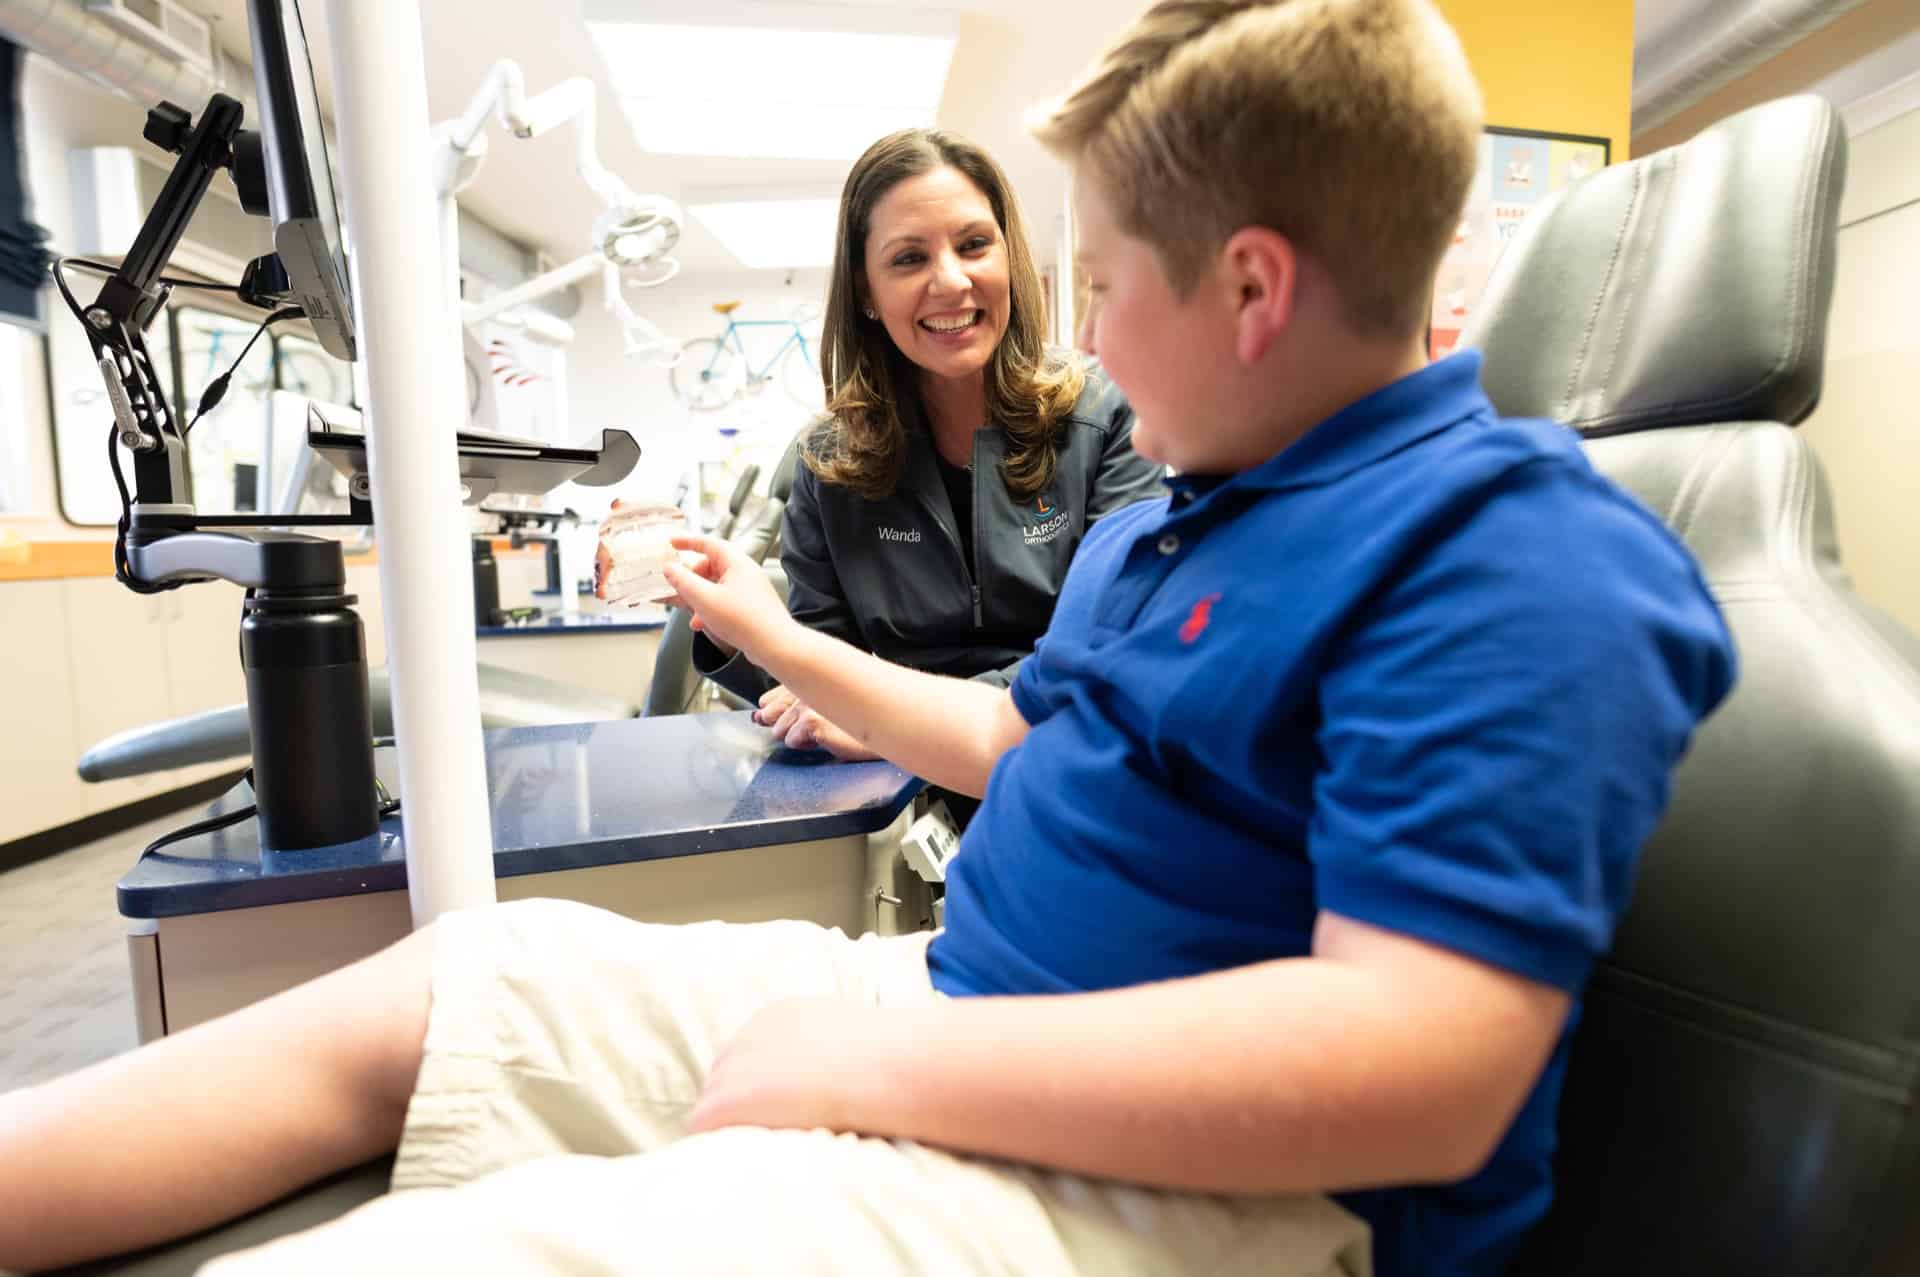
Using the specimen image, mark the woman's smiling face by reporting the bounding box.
[860,165,1012,387]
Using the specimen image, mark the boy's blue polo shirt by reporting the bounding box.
[924,353,1736,1277]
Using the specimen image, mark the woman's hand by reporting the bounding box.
[755,684,800,725]
[761,693,879,761]
[660,534,794,665]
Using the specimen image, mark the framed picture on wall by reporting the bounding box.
[1430,125,1611,360]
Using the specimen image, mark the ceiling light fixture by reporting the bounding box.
[584,2,959,160]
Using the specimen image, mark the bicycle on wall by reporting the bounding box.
[669,301,824,413]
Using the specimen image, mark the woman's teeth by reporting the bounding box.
[922,311,980,333]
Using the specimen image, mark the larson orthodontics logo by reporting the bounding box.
[1024,492,1068,546]
[878,526,922,543]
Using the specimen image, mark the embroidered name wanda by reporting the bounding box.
[878,527,922,543]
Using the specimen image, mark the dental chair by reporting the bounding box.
[77,662,638,783]
[709,462,761,539]
[647,430,806,717]
[1460,96,1920,1275]
[64,94,1916,1277]
[641,608,704,717]
[732,429,806,565]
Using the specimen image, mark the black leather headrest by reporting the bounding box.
[768,430,807,504]
[728,464,761,515]
[1462,95,1846,437]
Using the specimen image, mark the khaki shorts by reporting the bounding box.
[204,898,1369,1276]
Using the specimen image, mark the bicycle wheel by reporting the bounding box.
[276,345,351,403]
[670,337,746,411]
[780,338,826,413]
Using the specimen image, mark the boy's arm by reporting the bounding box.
[692,911,1570,1193]
[663,535,1029,796]
[692,465,863,704]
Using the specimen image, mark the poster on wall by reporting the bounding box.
[1430,126,1610,360]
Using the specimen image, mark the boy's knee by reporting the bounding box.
[487,895,629,946]
[339,923,439,1119]
[407,897,626,977]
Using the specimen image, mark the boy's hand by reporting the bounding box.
[757,686,879,761]
[688,999,904,1136]
[660,534,794,663]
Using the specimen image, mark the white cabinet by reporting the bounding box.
[60,578,178,815]
[61,578,235,816]
[162,578,248,720]
[474,628,662,710]
[0,565,384,844]
[1,554,643,847]
[345,563,386,668]
[0,580,91,843]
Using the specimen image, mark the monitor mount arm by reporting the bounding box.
[77,94,242,514]
[65,92,379,852]
[73,93,372,538]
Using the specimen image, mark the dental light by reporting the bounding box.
[432,60,684,371]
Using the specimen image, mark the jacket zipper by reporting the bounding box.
[970,433,984,628]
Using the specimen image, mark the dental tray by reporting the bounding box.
[305,401,640,503]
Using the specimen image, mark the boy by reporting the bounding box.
[0,2,1732,1274]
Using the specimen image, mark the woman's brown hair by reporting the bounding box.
[808,128,1085,501]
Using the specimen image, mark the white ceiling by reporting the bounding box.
[1634,0,1717,46]
[188,0,1124,277]
[177,0,1920,275]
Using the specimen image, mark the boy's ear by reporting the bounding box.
[1219,227,1297,365]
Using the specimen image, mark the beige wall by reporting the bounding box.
[936,2,1146,272]
[1799,106,1920,634]
[1626,0,1920,636]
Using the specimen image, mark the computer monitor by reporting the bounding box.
[246,0,357,362]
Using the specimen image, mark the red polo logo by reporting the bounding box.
[1179,593,1222,644]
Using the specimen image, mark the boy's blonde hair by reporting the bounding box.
[1031,0,1484,341]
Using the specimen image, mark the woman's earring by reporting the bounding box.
[863,307,877,320]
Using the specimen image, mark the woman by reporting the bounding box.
[694,127,1164,758]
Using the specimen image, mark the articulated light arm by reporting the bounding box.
[440,62,628,211]
[432,59,682,364]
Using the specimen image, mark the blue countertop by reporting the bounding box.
[119,713,921,919]
[477,609,666,637]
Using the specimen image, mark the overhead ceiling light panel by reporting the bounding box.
[688,197,841,269]
[586,20,957,160]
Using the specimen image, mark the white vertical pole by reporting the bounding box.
[548,345,569,444]
[1053,201,1077,347]
[325,0,497,925]
[439,193,464,322]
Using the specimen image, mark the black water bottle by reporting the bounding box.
[472,536,501,627]
[241,587,378,851]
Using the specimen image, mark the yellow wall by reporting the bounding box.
[1435,0,1636,161]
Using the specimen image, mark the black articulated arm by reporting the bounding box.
[70,95,247,509]
[48,88,380,852]
[49,92,369,601]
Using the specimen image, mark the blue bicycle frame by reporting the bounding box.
[703,317,811,382]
